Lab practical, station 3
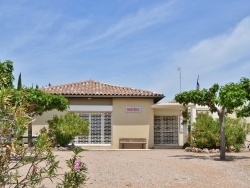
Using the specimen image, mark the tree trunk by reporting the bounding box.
[219,113,226,160]
[28,123,33,147]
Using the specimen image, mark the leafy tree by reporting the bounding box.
[19,88,69,146]
[0,60,69,145]
[48,113,89,147]
[0,60,87,187]
[0,60,14,88]
[175,77,250,160]
[236,77,250,117]
[0,84,85,187]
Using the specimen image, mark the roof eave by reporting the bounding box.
[62,94,164,103]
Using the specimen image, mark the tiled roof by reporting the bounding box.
[41,80,164,100]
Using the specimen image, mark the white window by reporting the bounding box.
[73,112,111,145]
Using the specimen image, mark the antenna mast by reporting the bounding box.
[177,67,181,93]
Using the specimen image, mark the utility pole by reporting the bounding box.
[177,67,181,93]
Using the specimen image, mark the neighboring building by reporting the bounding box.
[33,80,191,149]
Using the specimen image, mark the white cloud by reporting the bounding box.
[156,16,250,101]
[69,1,176,50]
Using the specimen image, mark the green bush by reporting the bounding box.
[191,113,249,150]
[225,118,249,152]
[191,113,220,149]
[48,112,89,147]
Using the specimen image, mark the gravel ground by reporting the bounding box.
[18,149,250,188]
[81,149,250,188]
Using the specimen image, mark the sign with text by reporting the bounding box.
[126,106,141,113]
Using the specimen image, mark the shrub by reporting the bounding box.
[48,112,89,147]
[191,113,220,149]
[225,118,250,152]
[57,147,88,188]
[191,113,250,151]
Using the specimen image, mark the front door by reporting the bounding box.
[154,116,178,145]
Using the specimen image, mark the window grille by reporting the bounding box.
[74,112,112,145]
[154,116,178,145]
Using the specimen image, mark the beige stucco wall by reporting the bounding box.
[112,125,149,149]
[68,98,112,105]
[30,110,66,135]
[112,98,154,149]
[31,97,156,149]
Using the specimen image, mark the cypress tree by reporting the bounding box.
[17,73,22,90]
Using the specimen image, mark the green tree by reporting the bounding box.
[0,60,69,146]
[175,77,250,160]
[0,60,14,88]
[236,77,250,117]
[0,60,87,187]
[48,112,89,147]
[15,88,69,146]
[17,72,22,90]
[0,90,87,186]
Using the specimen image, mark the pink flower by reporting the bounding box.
[74,159,81,171]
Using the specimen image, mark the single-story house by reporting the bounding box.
[33,80,197,149]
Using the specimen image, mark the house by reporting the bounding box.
[33,80,192,149]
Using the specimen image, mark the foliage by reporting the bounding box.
[0,60,87,187]
[0,60,69,145]
[48,113,89,147]
[1,129,59,187]
[237,77,250,117]
[17,73,22,90]
[182,107,190,125]
[225,118,250,152]
[0,59,69,116]
[181,108,191,144]
[175,77,250,160]
[190,113,249,151]
[0,87,57,187]
[57,147,88,188]
[191,113,220,149]
[20,88,69,116]
[0,60,14,89]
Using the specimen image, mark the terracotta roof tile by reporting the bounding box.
[41,80,164,100]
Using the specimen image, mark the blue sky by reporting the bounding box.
[1,0,250,101]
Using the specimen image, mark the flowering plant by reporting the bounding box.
[57,147,88,188]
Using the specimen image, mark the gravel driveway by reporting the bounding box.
[32,149,250,187]
[77,149,250,188]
